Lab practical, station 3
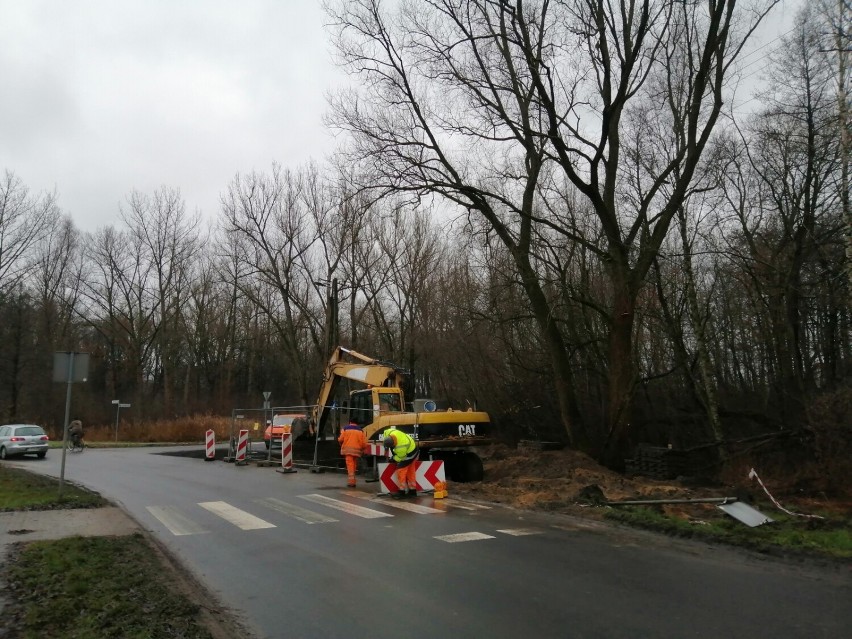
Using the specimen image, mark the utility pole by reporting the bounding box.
[331,277,339,350]
[317,276,340,357]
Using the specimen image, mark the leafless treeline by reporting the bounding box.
[0,0,848,470]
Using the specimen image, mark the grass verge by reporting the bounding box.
[0,466,106,511]
[604,504,852,560]
[4,535,213,639]
[0,466,228,638]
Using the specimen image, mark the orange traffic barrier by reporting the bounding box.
[433,480,448,499]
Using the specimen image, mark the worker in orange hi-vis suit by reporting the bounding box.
[338,420,369,487]
[383,428,420,498]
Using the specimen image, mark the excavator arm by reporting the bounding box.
[312,346,408,433]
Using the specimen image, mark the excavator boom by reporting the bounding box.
[313,346,408,432]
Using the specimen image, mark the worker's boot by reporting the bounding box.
[391,490,406,499]
[406,489,417,498]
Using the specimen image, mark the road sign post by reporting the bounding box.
[53,351,89,495]
[112,400,131,442]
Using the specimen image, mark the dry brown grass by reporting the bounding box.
[75,415,232,444]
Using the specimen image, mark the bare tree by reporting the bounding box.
[361,202,446,368]
[211,230,261,406]
[80,225,158,415]
[327,0,588,448]
[816,0,851,300]
[219,164,322,406]
[326,0,778,465]
[325,173,383,350]
[0,170,60,293]
[121,187,201,414]
[718,4,846,417]
[32,214,83,342]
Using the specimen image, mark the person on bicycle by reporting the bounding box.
[68,419,84,447]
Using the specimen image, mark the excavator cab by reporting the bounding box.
[349,390,372,428]
[377,390,402,414]
[348,387,405,430]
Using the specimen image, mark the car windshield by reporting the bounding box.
[272,416,302,426]
[16,426,45,436]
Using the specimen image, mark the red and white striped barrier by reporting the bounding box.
[205,429,216,461]
[280,432,296,473]
[367,442,390,457]
[235,429,249,464]
[377,460,445,494]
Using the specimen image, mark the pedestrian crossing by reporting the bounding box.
[145,491,543,544]
[145,506,210,537]
[341,490,445,514]
[198,501,277,530]
[254,497,338,524]
[298,493,394,519]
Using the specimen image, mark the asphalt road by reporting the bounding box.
[9,446,850,639]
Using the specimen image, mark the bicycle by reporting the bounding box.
[67,436,85,453]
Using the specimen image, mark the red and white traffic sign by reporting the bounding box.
[377,460,446,494]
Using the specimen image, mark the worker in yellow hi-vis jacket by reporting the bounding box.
[383,428,419,498]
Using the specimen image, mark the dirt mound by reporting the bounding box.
[449,444,728,515]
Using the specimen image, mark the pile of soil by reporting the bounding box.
[449,444,738,519]
[448,443,852,524]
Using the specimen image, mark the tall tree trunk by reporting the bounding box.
[602,271,636,468]
[515,249,587,449]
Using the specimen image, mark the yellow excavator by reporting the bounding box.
[311,346,491,481]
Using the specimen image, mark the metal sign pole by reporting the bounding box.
[112,400,120,442]
[58,353,75,495]
[53,351,89,496]
[117,403,130,441]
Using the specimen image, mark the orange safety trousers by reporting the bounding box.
[345,455,359,486]
[395,462,417,491]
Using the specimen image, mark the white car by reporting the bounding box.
[0,424,50,459]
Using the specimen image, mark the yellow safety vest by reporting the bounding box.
[385,429,417,463]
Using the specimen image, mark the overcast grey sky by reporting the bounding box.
[1,0,343,232]
[1,0,804,234]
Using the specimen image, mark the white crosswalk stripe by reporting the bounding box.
[435,532,495,543]
[298,493,394,518]
[146,506,209,536]
[439,498,492,510]
[254,497,338,524]
[341,491,444,514]
[198,501,276,530]
[497,528,542,536]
